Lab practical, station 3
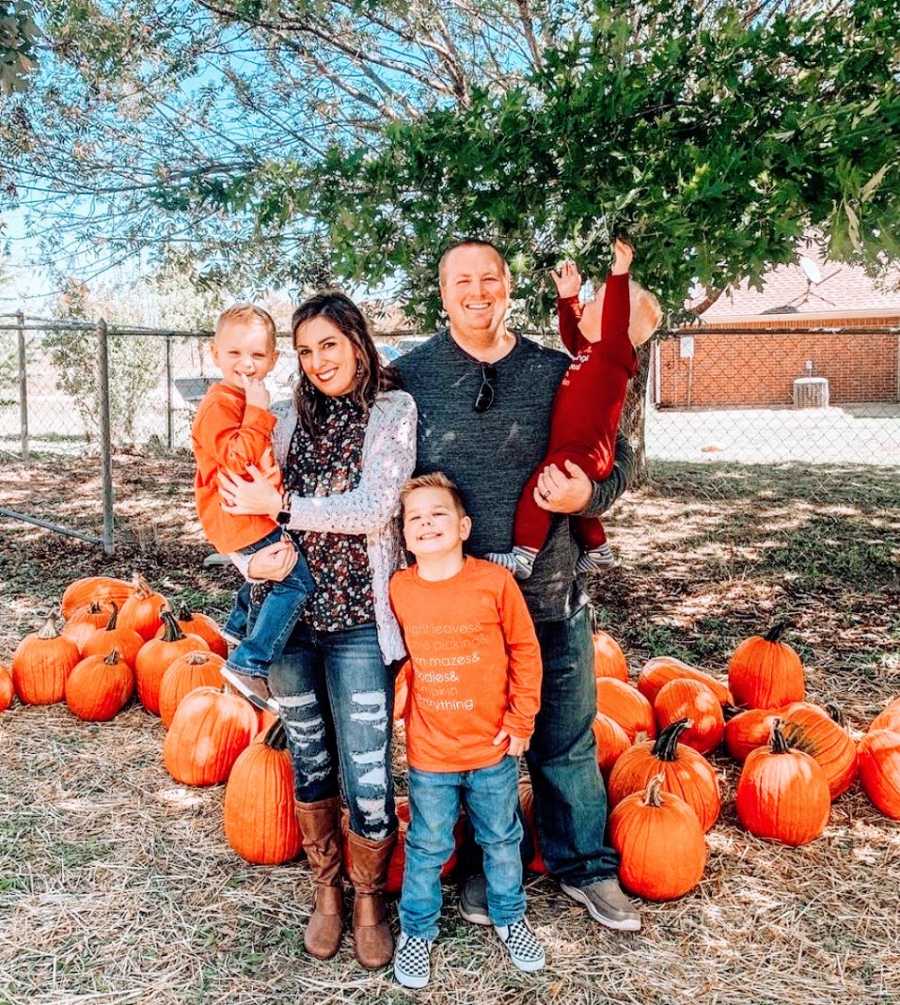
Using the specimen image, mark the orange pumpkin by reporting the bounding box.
[608,719,721,832]
[596,677,656,741]
[80,603,144,668]
[12,618,80,705]
[869,698,900,734]
[158,608,228,659]
[65,649,134,721]
[637,656,733,707]
[393,659,411,721]
[592,712,632,780]
[609,775,707,901]
[735,721,830,845]
[856,728,900,819]
[781,702,857,799]
[163,687,259,785]
[61,601,116,652]
[224,720,303,864]
[117,575,168,641]
[159,650,226,728]
[60,576,134,621]
[341,796,460,893]
[727,621,805,710]
[725,707,780,762]
[593,631,629,684]
[0,664,13,711]
[135,611,209,715]
[654,679,725,755]
[518,778,547,874]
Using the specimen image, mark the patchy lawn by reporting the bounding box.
[1,452,898,1005]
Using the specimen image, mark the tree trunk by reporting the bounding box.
[621,345,653,488]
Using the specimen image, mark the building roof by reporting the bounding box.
[696,240,900,321]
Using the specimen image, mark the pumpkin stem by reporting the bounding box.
[769,719,791,754]
[264,718,287,749]
[763,620,791,643]
[651,719,691,761]
[160,610,186,642]
[825,702,845,727]
[104,649,121,666]
[37,617,60,639]
[642,773,665,808]
[184,651,209,666]
[104,602,119,630]
[131,573,154,599]
[722,703,742,721]
[177,606,194,622]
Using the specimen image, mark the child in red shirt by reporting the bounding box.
[389,472,544,989]
[192,304,314,713]
[488,240,662,578]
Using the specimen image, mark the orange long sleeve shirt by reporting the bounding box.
[389,557,543,772]
[191,381,279,554]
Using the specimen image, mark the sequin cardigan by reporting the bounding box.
[229,389,417,664]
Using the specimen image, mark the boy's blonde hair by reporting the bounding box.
[215,304,278,352]
[400,472,467,517]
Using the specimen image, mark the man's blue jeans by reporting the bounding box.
[225,528,316,679]
[268,621,396,841]
[525,603,619,884]
[400,757,524,940]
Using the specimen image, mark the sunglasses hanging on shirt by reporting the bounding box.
[473,363,498,414]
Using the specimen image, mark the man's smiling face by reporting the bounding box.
[439,243,511,341]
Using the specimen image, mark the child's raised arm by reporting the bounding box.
[551,260,585,356]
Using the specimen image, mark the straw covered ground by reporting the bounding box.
[1,451,898,1005]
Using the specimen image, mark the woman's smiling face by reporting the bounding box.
[294,316,360,396]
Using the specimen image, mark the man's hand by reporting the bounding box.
[240,373,271,410]
[611,238,634,276]
[533,459,592,514]
[550,260,583,299]
[493,728,530,757]
[247,539,298,581]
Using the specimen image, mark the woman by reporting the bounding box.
[219,291,416,969]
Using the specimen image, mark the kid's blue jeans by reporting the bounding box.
[224,528,316,679]
[400,757,525,940]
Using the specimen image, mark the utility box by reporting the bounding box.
[792,376,830,408]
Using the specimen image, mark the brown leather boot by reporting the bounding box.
[347,829,397,969]
[295,797,344,960]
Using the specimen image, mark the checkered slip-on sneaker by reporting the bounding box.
[494,917,545,973]
[393,932,433,989]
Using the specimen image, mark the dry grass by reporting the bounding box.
[1,453,899,1005]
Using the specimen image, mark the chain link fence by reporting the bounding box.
[2,313,898,552]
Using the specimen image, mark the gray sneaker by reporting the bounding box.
[560,877,641,931]
[458,873,491,926]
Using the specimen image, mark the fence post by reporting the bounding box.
[165,335,174,449]
[16,309,29,461]
[97,318,115,555]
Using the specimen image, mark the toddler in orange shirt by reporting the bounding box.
[389,472,545,989]
[192,304,314,713]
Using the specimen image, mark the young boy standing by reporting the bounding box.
[389,472,545,989]
[192,304,315,713]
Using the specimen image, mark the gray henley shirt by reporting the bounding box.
[394,330,634,623]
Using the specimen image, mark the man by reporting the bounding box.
[394,239,641,931]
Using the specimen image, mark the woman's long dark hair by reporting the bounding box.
[291,291,401,436]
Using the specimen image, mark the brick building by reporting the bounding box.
[654,243,900,408]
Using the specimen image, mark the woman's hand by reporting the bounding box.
[533,459,592,514]
[247,539,298,581]
[219,465,283,519]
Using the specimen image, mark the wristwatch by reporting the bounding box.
[275,491,292,527]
